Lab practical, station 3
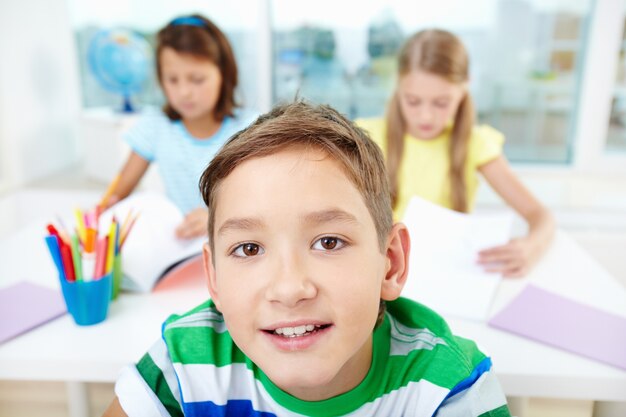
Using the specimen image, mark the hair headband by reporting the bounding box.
[170,16,207,28]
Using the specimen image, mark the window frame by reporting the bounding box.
[572,0,626,174]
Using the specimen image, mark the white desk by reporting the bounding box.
[0,190,625,413]
[446,231,626,401]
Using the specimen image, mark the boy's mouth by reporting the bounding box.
[263,323,332,338]
[269,324,331,338]
[262,322,333,351]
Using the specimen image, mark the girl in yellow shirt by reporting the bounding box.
[358,29,554,277]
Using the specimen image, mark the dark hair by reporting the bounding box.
[199,101,393,326]
[156,14,239,121]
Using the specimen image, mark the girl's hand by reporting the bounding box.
[101,194,120,210]
[477,237,540,278]
[175,208,209,239]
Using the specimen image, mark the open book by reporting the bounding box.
[401,197,513,321]
[99,193,205,292]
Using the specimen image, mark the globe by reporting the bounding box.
[88,28,152,112]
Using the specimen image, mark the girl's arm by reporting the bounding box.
[101,151,150,209]
[477,155,555,277]
[102,397,128,417]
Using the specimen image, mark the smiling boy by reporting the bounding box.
[105,102,510,416]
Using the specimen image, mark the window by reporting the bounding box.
[607,15,626,154]
[67,0,624,169]
[270,0,592,163]
[67,0,261,111]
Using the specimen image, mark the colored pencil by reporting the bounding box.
[73,207,87,245]
[44,235,65,280]
[105,218,117,274]
[71,233,83,281]
[100,174,121,207]
[120,212,140,249]
[94,236,109,279]
[60,243,75,282]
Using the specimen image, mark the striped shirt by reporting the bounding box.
[115,298,510,416]
[124,108,257,214]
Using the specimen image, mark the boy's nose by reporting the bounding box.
[265,253,317,307]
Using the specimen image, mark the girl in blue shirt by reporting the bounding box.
[101,14,255,239]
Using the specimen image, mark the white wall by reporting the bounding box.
[0,0,82,189]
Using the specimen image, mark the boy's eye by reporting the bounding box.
[312,236,346,251]
[191,77,205,84]
[232,243,264,257]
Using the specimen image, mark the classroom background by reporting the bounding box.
[0,0,624,416]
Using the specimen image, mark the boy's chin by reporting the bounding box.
[264,365,346,400]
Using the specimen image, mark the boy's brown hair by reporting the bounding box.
[156,14,239,121]
[199,101,393,326]
[199,101,393,253]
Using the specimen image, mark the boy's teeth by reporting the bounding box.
[275,324,318,336]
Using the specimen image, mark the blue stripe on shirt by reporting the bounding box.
[182,399,277,417]
[445,356,492,400]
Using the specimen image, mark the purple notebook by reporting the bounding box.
[488,285,626,370]
[0,281,67,344]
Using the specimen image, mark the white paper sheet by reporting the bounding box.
[99,193,204,292]
[401,197,513,321]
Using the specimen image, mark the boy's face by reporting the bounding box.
[204,147,408,401]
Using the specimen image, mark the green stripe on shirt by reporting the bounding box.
[478,404,512,417]
[164,325,249,366]
[136,352,183,416]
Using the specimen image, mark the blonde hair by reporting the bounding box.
[386,29,474,212]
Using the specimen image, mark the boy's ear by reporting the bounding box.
[202,242,222,310]
[380,223,411,301]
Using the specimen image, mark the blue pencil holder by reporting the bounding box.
[60,273,113,326]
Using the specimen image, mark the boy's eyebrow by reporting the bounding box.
[217,217,264,235]
[302,209,359,226]
[217,209,359,235]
